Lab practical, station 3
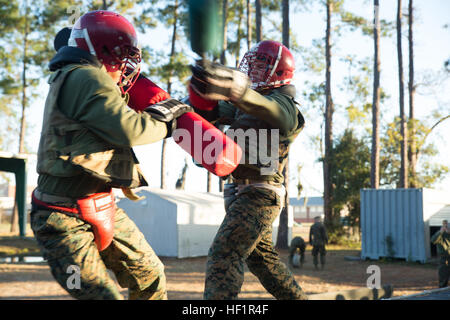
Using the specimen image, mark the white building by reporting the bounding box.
[289,197,324,224]
[117,187,293,258]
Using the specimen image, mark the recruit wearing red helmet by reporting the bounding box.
[239,40,295,91]
[68,10,141,94]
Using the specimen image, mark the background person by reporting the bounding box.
[289,236,306,268]
[309,216,328,270]
[431,220,450,288]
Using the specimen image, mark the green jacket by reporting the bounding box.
[431,230,450,257]
[197,85,305,184]
[37,63,168,198]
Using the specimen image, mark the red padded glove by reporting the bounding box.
[128,75,171,112]
[188,82,218,111]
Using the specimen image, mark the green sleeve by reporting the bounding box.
[60,66,168,147]
[233,88,298,135]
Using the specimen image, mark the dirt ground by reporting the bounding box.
[0,225,441,300]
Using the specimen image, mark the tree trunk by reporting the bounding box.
[323,0,334,228]
[219,0,228,192]
[282,0,289,47]
[166,0,178,95]
[276,165,289,249]
[246,0,252,49]
[397,0,408,189]
[371,0,381,189]
[14,1,29,233]
[276,0,290,250]
[175,158,188,190]
[19,1,29,154]
[220,0,228,65]
[218,124,226,192]
[161,0,179,189]
[255,0,262,42]
[207,172,212,192]
[408,0,417,187]
[235,0,244,67]
[160,140,167,189]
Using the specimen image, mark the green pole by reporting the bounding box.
[15,161,27,238]
[0,156,28,238]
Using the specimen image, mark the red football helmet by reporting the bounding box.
[239,40,295,90]
[68,10,141,94]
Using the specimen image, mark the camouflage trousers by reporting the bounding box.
[312,244,326,267]
[204,185,308,300]
[30,206,167,300]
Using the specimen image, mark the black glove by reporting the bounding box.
[190,59,250,102]
[144,98,193,137]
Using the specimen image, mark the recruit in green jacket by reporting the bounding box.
[37,63,168,198]
[197,85,305,184]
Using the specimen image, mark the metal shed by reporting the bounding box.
[360,188,450,263]
[117,187,293,258]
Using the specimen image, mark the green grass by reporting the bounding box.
[0,236,41,257]
[0,221,40,257]
[326,242,361,251]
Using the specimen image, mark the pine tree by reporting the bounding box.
[323,0,335,228]
[371,0,381,189]
[275,0,291,250]
[407,0,417,187]
[397,0,408,188]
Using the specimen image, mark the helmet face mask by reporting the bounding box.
[116,46,141,91]
[68,10,141,94]
[239,40,295,91]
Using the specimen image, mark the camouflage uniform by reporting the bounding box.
[31,46,168,300]
[309,221,328,270]
[431,229,450,288]
[289,236,306,268]
[31,207,166,300]
[196,85,307,300]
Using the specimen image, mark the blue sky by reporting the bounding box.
[22,0,450,197]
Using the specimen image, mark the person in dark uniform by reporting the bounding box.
[309,216,328,270]
[289,236,306,268]
[431,220,450,288]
